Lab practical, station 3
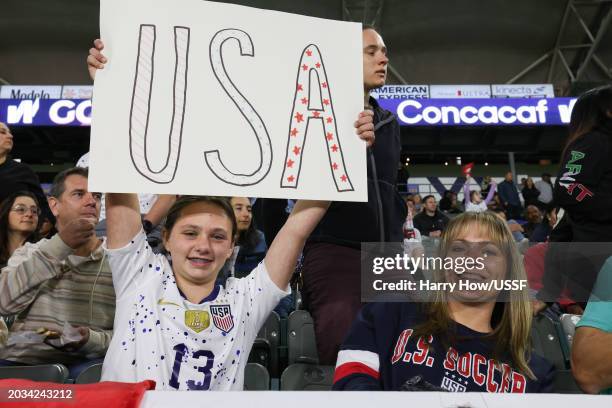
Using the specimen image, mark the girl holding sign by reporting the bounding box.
[89,40,376,389]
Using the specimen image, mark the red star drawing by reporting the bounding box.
[295,112,304,123]
[326,117,333,124]
[315,62,321,68]
[290,128,299,137]
[297,84,303,91]
[332,162,338,170]
[302,64,309,71]
[322,82,327,88]
[293,146,301,155]
[313,111,321,118]
[287,159,294,168]
[301,97,308,105]
[341,175,348,182]
[323,99,330,105]
[331,144,338,152]
[287,175,295,182]
[326,132,334,141]
[306,50,312,57]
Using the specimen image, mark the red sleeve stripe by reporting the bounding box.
[333,362,380,383]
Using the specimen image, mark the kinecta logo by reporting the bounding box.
[10,90,52,99]
[396,99,550,125]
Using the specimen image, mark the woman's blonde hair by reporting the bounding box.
[413,211,535,379]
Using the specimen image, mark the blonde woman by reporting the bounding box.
[333,212,554,392]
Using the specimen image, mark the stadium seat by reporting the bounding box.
[559,314,581,346]
[531,314,583,393]
[0,364,69,383]
[74,363,103,384]
[244,363,270,390]
[249,338,272,372]
[248,311,281,376]
[531,314,566,370]
[280,364,334,390]
[287,310,318,365]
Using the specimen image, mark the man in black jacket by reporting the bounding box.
[0,122,51,220]
[301,26,406,365]
[413,195,449,237]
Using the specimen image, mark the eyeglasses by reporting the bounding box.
[11,205,41,216]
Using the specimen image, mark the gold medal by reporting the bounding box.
[184,310,210,333]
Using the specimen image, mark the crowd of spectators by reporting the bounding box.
[0,27,610,396]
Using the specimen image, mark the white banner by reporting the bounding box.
[61,85,94,99]
[89,0,365,201]
[371,85,429,99]
[0,85,62,99]
[430,85,491,99]
[491,84,555,98]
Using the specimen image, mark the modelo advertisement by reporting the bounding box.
[378,97,577,126]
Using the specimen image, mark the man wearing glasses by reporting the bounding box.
[0,167,115,379]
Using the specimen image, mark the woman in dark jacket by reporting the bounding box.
[536,85,612,310]
[521,177,540,208]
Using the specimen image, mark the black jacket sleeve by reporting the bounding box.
[554,131,612,222]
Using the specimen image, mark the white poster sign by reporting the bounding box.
[62,85,94,99]
[89,0,365,201]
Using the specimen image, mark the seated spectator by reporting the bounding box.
[522,205,542,239]
[529,207,556,243]
[230,197,267,277]
[0,191,40,270]
[0,167,115,379]
[464,176,496,213]
[438,190,453,212]
[572,256,612,394]
[412,194,423,212]
[0,122,51,221]
[492,209,526,243]
[440,191,463,214]
[534,173,553,211]
[521,178,540,208]
[413,195,449,238]
[487,192,504,212]
[333,212,554,392]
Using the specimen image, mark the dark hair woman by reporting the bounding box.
[536,85,612,311]
[0,191,40,269]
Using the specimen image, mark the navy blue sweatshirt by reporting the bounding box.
[333,303,554,393]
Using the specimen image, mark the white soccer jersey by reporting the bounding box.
[101,230,288,390]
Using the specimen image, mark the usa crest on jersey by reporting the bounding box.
[210,305,234,333]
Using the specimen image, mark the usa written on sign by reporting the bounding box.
[89,0,364,201]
